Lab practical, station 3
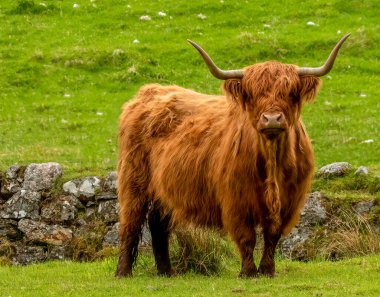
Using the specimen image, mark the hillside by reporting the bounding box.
[0,0,379,178]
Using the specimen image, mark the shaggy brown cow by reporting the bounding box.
[115,34,350,278]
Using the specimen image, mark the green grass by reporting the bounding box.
[1,1,379,294]
[0,0,379,178]
[312,172,380,200]
[0,254,379,296]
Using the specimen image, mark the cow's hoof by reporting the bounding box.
[258,266,275,277]
[157,267,173,277]
[115,269,132,278]
[157,271,173,277]
[238,269,258,278]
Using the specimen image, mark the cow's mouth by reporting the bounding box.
[260,128,285,139]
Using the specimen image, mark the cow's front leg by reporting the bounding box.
[223,209,258,277]
[237,238,257,278]
[258,229,281,277]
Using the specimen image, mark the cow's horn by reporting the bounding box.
[297,33,350,76]
[187,40,244,80]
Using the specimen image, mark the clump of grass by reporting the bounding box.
[323,210,380,260]
[70,220,107,261]
[0,257,12,266]
[0,240,16,266]
[51,48,137,72]
[10,0,58,15]
[170,227,234,275]
[95,246,118,260]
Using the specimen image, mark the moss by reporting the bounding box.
[70,220,108,261]
[312,172,380,196]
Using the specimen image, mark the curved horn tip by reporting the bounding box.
[297,33,351,77]
[187,39,199,48]
[340,33,351,42]
[186,39,244,80]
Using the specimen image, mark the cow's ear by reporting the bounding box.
[223,79,247,110]
[298,76,321,103]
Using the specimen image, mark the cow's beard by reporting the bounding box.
[263,140,282,234]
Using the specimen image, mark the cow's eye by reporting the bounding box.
[290,92,299,103]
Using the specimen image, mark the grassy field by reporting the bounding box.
[0,1,379,295]
[0,0,379,178]
[0,254,379,297]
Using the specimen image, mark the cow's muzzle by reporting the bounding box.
[259,113,286,138]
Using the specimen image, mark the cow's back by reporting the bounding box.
[119,84,234,227]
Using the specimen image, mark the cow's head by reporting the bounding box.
[188,34,349,140]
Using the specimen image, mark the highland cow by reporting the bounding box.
[115,34,350,277]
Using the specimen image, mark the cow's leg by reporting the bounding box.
[115,191,148,278]
[148,203,172,276]
[237,235,257,278]
[223,210,257,277]
[228,227,257,277]
[258,228,281,277]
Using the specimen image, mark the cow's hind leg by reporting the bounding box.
[148,202,172,276]
[115,191,149,278]
[258,227,281,277]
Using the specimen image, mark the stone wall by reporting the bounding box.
[0,162,378,265]
[0,163,123,264]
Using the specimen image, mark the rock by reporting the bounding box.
[0,190,41,219]
[62,180,80,196]
[73,222,96,238]
[102,222,151,247]
[354,166,369,175]
[280,227,312,260]
[103,171,117,193]
[13,245,47,265]
[98,200,119,223]
[23,163,63,192]
[300,192,327,225]
[0,219,23,241]
[139,15,151,21]
[103,222,119,247]
[280,192,327,259]
[85,201,97,218]
[41,195,84,223]
[0,171,3,198]
[79,177,101,199]
[18,219,73,245]
[1,165,25,197]
[63,176,101,203]
[48,246,72,261]
[353,200,375,215]
[317,162,352,177]
[95,192,117,201]
[141,224,152,246]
